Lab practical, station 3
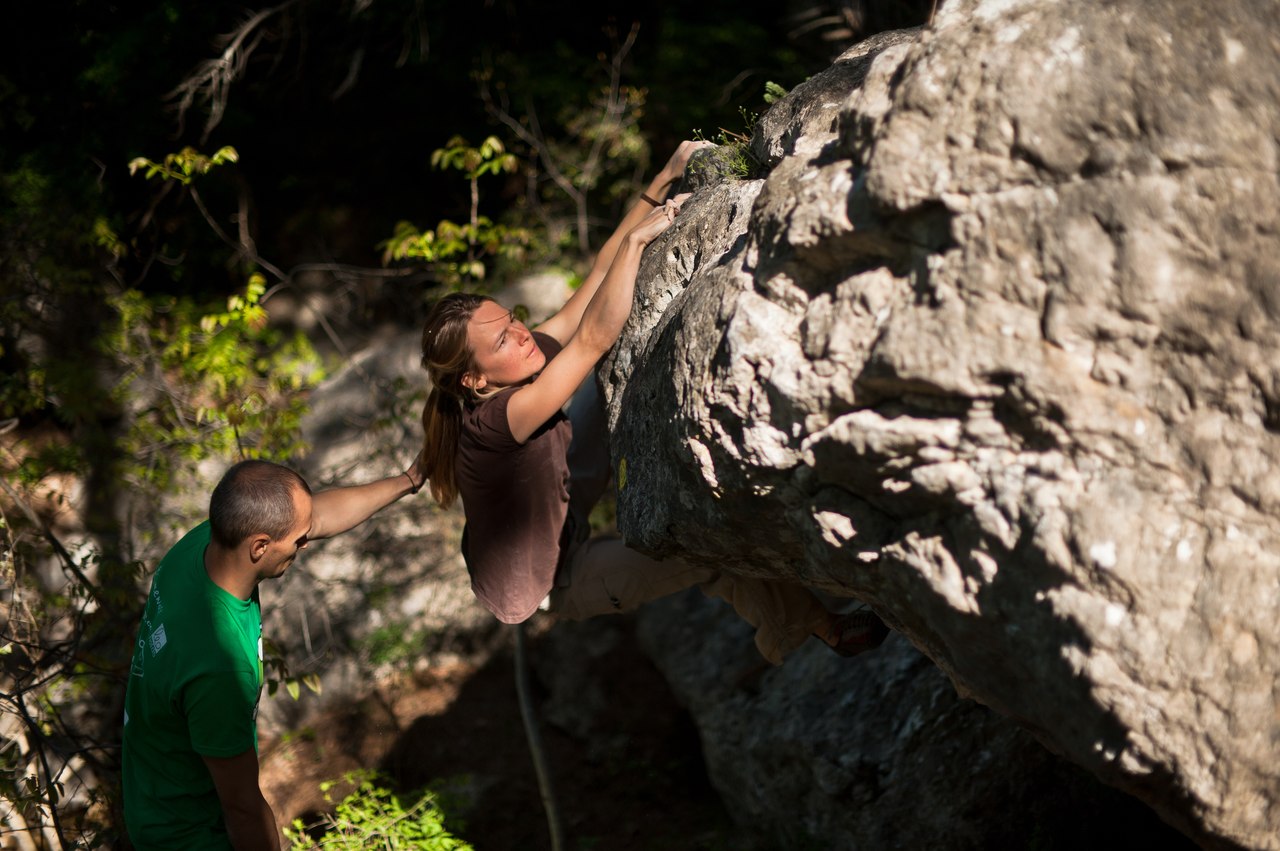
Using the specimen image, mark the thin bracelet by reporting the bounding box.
[403,470,422,494]
[640,192,663,207]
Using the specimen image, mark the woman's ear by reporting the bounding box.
[462,372,486,392]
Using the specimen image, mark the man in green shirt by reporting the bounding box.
[122,458,425,850]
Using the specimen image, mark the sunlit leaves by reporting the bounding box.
[430,135,517,180]
[284,770,474,850]
[106,273,324,491]
[381,137,533,289]
[127,145,239,185]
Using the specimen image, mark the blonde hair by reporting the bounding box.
[419,293,492,507]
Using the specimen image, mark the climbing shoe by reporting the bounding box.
[826,609,890,657]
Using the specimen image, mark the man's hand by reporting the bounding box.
[407,449,428,494]
[202,749,280,851]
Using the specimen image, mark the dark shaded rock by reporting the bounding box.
[637,590,1197,851]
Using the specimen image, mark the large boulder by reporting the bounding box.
[601,1,1280,848]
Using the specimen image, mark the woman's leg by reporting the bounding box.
[548,536,832,664]
[549,536,715,620]
[698,572,831,665]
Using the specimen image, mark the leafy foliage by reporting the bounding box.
[127,146,240,185]
[107,275,324,491]
[284,771,474,850]
[381,136,534,289]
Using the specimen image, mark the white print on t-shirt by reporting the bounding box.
[130,633,146,678]
[149,623,168,655]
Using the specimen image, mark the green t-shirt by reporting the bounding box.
[122,521,264,850]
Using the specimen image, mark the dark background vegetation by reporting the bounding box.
[0,1,931,846]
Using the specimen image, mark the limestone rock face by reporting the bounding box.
[601,2,1280,848]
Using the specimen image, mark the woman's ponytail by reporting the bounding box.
[421,386,462,507]
[418,292,491,508]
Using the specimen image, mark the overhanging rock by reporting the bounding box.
[600,1,1280,848]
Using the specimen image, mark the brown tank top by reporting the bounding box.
[456,332,572,623]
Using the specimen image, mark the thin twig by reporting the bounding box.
[0,477,102,607]
[13,690,68,850]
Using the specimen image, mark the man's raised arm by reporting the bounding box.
[308,454,426,540]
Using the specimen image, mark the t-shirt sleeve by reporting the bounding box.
[183,667,260,757]
[532,331,562,361]
[472,389,519,450]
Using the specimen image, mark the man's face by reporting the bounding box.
[261,486,313,580]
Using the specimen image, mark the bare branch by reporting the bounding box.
[396,0,430,68]
[332,44,365,100]
[0,477,102,608]
[167,2,299,142]
[187,185,286,282]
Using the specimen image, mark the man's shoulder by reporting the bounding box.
[149,521,212,603]
[161,520,211,563]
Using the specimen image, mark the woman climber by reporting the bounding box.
[411,140,888,664]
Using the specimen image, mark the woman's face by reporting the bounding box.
[464,300,546,392]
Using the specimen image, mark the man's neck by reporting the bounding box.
[203,543,256,601]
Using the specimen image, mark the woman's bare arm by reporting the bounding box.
[507,198,686,443]
[535,141,711,345]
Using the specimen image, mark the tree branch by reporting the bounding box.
[167,1,299,142]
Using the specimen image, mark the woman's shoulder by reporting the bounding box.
[463,387,519,445]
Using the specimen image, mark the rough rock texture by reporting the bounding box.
[637,590,1195,850]
[601,2,1280,848]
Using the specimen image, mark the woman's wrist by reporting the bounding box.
[403,470,422,494]
[648,172,675,201]
[624,229,653,250]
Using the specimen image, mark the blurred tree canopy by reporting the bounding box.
[0,0,930,846]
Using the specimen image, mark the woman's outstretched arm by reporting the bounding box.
[506,196,687,443]
[535,140,711,345]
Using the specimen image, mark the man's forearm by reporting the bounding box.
[223,791,280,851]
[310,473,416,540]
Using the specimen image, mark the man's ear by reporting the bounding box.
[248,534,272,563]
